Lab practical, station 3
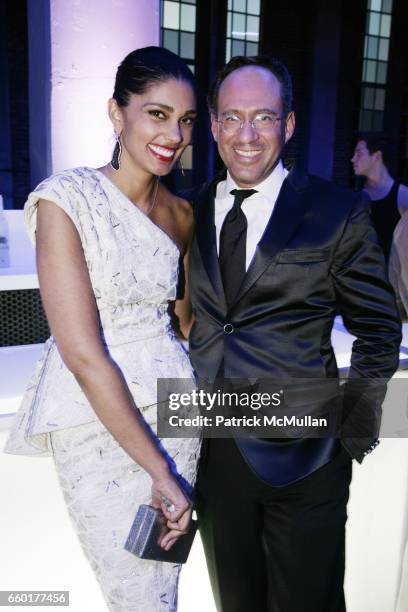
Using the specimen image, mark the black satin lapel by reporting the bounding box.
[232,177,308,305]
[196,189,226,304]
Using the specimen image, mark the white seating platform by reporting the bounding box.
[1,319,407,421]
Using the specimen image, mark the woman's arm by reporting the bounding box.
[172,197,195,339]
[36,199,191,546]
[398,184,408,215]
[173,244,194,339]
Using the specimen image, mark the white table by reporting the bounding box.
[0,210,38,291]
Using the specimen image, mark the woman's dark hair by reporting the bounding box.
[208,55,293,117]
[113,46,196,107]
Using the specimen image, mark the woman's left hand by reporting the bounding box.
[161,505,193,551]
[151,474,193,550]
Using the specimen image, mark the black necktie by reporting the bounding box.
[219,189,257,306]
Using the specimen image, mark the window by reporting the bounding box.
[160,0,264,183]
[161,1,196,72]
[359,0,393,131]
[226,0,261,62]
[160,1,197,174]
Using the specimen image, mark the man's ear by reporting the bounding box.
[374,150,383,164]
[284,111,295,144]
[107,98,123,134]
[210,113,219,142]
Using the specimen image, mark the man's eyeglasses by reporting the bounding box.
[215,112,286,134]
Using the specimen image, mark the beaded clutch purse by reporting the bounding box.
[124,504,198,564]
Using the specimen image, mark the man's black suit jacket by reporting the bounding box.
[186,164,402,463]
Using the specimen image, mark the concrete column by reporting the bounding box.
[28,0,160,181]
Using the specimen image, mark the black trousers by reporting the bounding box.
[196,438,352,612]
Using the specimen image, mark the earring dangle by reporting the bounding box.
[179,156,185,177]
[111,133,122,171]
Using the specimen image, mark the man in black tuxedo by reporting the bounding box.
[187,55,401,612]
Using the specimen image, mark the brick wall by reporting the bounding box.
[260,0,314,168]
[332,1,367,187]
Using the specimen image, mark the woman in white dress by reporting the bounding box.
[4,47,201,611]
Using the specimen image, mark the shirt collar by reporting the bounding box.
[218,160,287,201]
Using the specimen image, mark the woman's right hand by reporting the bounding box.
[151,474,192,550]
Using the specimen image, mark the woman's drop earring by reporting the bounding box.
[179,155,185,177]
[111,132,122,171]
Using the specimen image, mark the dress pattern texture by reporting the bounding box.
[4,167,201,611]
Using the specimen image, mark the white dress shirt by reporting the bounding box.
[215,161,289,270]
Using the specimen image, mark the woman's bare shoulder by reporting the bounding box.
[161,185,193,220]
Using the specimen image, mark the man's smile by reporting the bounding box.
[233,148,263,159]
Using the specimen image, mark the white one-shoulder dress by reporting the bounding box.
[4,167,201,612]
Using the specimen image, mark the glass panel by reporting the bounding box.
[367,36,379,59]
[373,110,383,131]
[378,38,389,61]
[245,41,258,55]
[232,12,246,39]
[180,32,195,59]
[364,36,368,57]
[188,64,195,73]
[163,29,179,54]
[376,61,387,84]
[365,60,377,82]
[163,1,180,29]
[374,88,385,110]
[363,86,375,108]
[232,38,246,56]
[226,38,232,62]
[370,0,382,10]
[359,109,373,131]
[382,0,393,13]
[183,0,196,3]
[368,11,380,36]
[246,16,260,42]
[233,0,247,12]
[228,0,232,8]
[180,4,196,32]
[380,14,391,37]
[247,0,261,14]
[227,11,232,37]
[182,145,193,170]
[362,59,367,81]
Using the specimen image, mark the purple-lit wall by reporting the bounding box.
[48,0,160,172]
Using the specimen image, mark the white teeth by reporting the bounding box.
[149,144,175,158]
[235,149,262,157]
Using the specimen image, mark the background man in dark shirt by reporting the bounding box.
[352,133,408,261]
